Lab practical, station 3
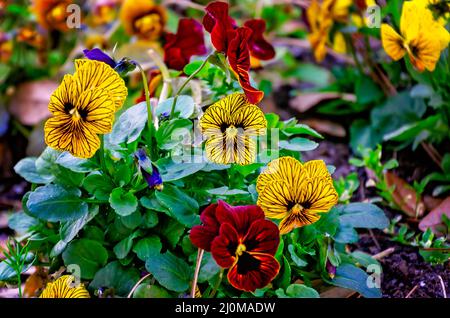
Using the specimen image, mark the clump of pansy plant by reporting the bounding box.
[4,1,390,299]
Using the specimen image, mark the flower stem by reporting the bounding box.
[191,248,204,298]
[99,134,108,176]
[136,63,155,159]
[170,54,212,119]
[208,269,224,298]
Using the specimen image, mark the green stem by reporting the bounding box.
[170,54,212,119]
[17,273,22,298]
[208,269,224,298]
[99,135,108,176]
[136,63,155,159]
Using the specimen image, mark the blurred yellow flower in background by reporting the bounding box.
[120,0,166,41]
[33,0,74,32]
[257,157,338,234]
[200,93,267,166]
[381,1,449,72]
[44,60,127,158]
[0,33,12,63]
[307,0,352,62]
[40,275,90,298]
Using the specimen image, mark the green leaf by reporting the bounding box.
[355,76,383,105]
[56,152,98,173]
[35,147,84,187]
[279,138,318,151]
[156,158,206,181]
[14,158,53,184]
[156,95,195,119]
[283,124,323,139]
[198,252,221,283]
[142,210,159,228]
[155,185,199,227]
[90,261,140,297]
[133,284,172,298]
[82,173,114,200]
[336,203,389,229]
[133,236,162,261]
[157,218,185,248]
[288,63,331,87]
[51,206,99,257]
[371,92,426,140]
[8,211,38,235]
[273,256,291,289]
[62,239,108,279]
[26,184,88,222]
[108,102,147,145]
[0,253,34,282]
[276,284,319,298]
[332,264,381,298]
[155,119,192,150]
[145,251,192,292]
[288,244,307,267]
[114,232,140,259]
[410,84,434,98]
[184,60,210,77]
[109,188,138,216]
[334,203,388,243]
[0,261,16,282]
[207,186,248,196]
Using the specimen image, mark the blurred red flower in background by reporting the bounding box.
[164,18,207,71]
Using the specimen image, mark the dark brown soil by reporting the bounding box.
[356,232,449,298]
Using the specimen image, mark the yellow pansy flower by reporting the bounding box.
[33,0,74,32]
[44,60,127,159]
[333,32,347,54]
[40,275,90,298]
[307,0,352,62]
[257,157,338,235]
[413,0,450,23]
[381,1,449,72]
[120,0,167,41]
[200,93,267,166]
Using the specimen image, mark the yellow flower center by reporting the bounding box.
[290,203,305,215]
[48,4,67,23]
[226,125,239,139]
[134,13,161,35]
[69,108,81,120]
[236,243,246,257]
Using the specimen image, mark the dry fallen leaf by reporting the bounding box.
[385,172,425,218]
[289,92,356,113]
[9,80,58,126]
[419,197,450,235]
[302,118,346,138]
[320,286,357,298]
[24,267,48,298]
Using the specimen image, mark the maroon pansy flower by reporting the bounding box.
[190,200,280,292]
[164,18,207,71]
[244,19,275,61]
[202,1,270,104]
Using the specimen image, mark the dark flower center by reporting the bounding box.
[236,252,261,275]
[287,201,311,214]
[220,123,245,134]
[64,102,74,114]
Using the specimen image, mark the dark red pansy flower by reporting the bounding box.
[243,19,275,61]
[164,18,207,71]
[202,1,236,53]
[189,203,221,251]
[210,203,280,292]
[227,27,264,104]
